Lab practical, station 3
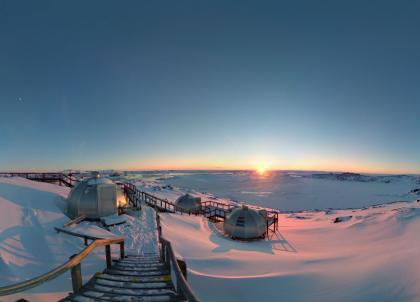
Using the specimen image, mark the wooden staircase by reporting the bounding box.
[0,176,200,301]
[61,253,185,302]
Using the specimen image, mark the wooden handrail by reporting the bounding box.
[0,237,124,296]
[123,183,196,215]
[155,212,199,302]
[160,238,200,302]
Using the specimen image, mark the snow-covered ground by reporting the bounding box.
[109,207,159,256]
[1,174,420,301]
[160,201,420,302]
[0,177,157,302]
[132,173,420,302]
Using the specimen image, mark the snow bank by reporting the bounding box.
[160,201,420,302]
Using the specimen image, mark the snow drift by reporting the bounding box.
[160,201,420,302]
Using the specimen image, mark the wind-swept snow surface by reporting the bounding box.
[160,201,420,302]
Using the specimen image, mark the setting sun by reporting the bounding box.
[256,164,268,175]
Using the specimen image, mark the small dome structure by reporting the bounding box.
[66,175,126,219]
[223,205,267,239]
[175,194,201,212]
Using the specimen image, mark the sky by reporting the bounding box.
[0,0,419,173]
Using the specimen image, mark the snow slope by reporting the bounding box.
[160,201,420,302]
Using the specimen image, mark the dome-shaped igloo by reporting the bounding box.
[66,175,126,219]
[223,205,267,239]
[175,194,202,212]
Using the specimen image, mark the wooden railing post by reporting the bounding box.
[70,255,82,293]
[120,242,125,259]
[176,259,187,299]
[177,259,187,279]
[105,245,112,269]
[164,243,170,267]
[158,225,162,240]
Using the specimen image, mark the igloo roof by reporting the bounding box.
[86,177,114,185]
[223,205,267,239]
[66,176,119,219]
[175,194,201,211]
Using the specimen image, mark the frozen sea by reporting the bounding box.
[157,171,419,211]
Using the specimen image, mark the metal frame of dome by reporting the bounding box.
[66,175,122,219]
[175,194,202,212]
[223,205,267,239]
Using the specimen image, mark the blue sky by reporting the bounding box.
[0,0,419,173]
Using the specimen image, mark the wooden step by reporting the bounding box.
[123,259,161,262]
[117,258,163,263]
[124,256,161,260]
[86,282,177,296]
[125,255,161,259]
[113,264,167,272]
[94,277,173,289]
[96,273,173,283]
[117,261,162,266]
[105,268,170,277]
[115,261,165,268]
[79,289,185,301]
[118,258,162,264]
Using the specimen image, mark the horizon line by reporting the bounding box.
[2,168,419,175]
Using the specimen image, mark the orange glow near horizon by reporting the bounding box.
[119,162,419,175]
[63,155,420,175]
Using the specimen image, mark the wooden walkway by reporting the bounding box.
[0,172,78,187]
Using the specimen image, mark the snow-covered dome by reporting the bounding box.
[66,175,126,219]
[175,194,202,212]
[223,205,267,239]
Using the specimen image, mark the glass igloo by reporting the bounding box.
[66,175,126,219]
